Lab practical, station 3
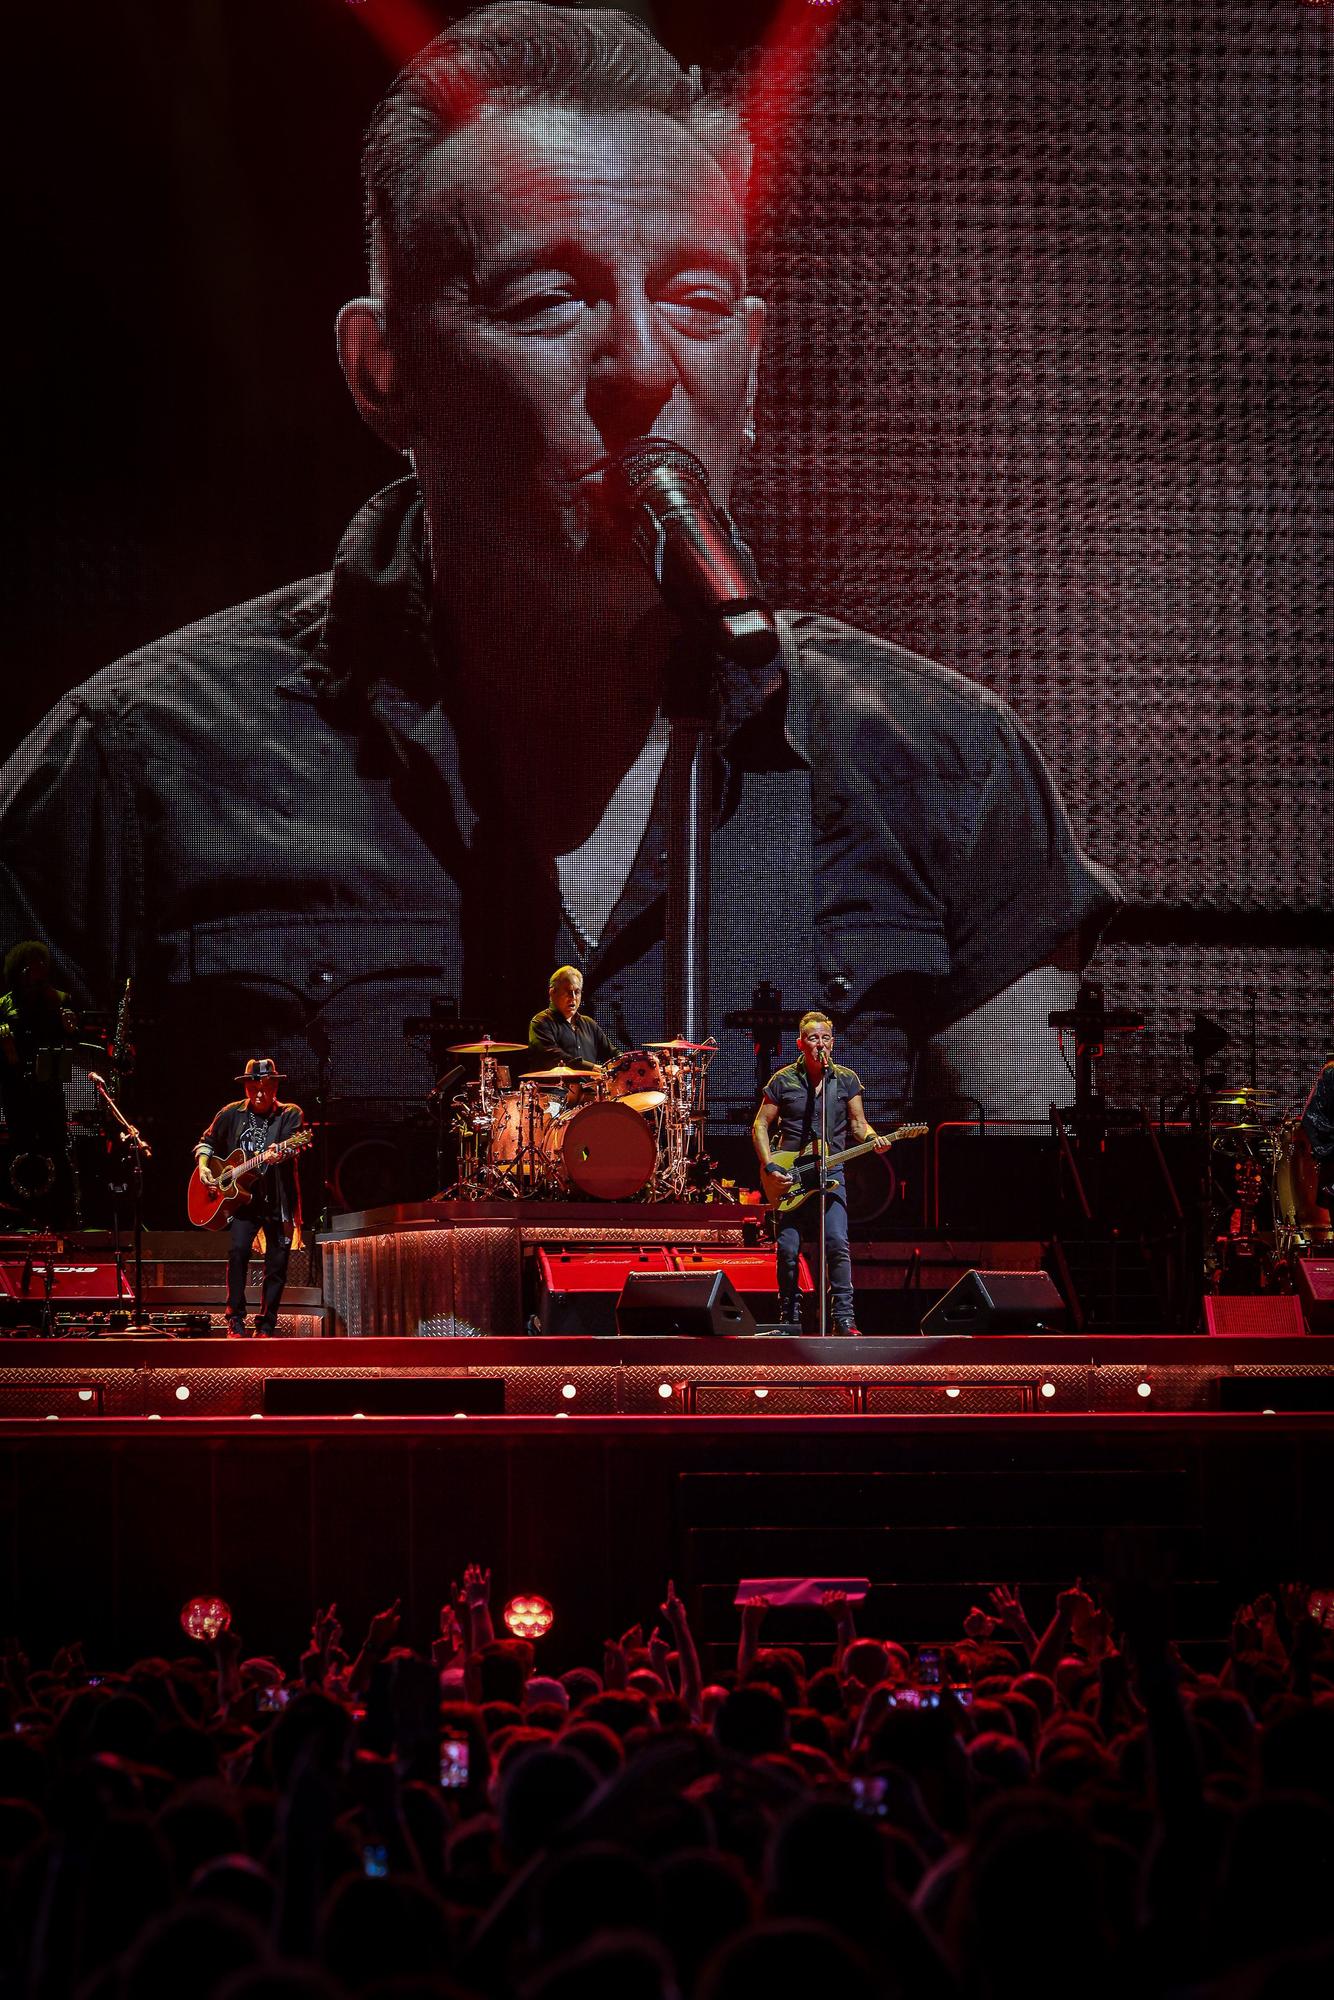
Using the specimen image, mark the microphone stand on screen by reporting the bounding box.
[614,437,780,1051]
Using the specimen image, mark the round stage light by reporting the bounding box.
[561,1382,577,1400]
[175,1384,190,1401]
[180,1594,232,1643]
[753,1387,769,1399]
[1040,1381,1056,1399]
[945,1386,961,1400]
[658,1382,674,1399]
[1136,1380,1152,1398]
[148,1413,161,1421]
[250,1413,263,1420]
[78,1388,94,1402]
[45,1413,58,1422]
[504,1594,554,1640]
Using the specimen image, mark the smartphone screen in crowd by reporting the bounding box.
[915,1645,942,1687]
[362,1844,389,1879]
[440,1736,470,1788]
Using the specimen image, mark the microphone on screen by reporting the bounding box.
[614,436,780,669]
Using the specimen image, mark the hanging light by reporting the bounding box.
[503,1594,554,1640]
[180,1594,232,1642]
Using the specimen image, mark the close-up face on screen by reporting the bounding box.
[0,0,1329,1228]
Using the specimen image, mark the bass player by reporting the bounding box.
[194,1057,304,1338]
[752,1011,893,1335]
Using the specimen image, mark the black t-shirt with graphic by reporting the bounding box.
[197,1097,303,1221]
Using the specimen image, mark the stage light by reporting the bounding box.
[353,1412,366,1419]
[753,1387,769,1399]
[1040,1381,1056,1399]
[453,1412,467,1419]
[180,1594,231,1642]
[504,1594,554,1640]
[77,1389,93,1402]
[250,1413,263,1420]
[657,1382,674,1399]
[175,1384,190,1401]
[561,1382,577,1400]
[45,1413,58,1421]
[1136,1380,1152,1398]
[148,1413,161,1421]
[945,1386,961,1399]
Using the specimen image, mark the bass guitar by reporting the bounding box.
[188,1129,313,1230]
[761,1122,928,1215]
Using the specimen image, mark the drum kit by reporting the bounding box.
[438,1034,719,1202]
[1207,1086,1332,1268]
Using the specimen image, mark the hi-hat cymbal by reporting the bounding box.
[447,1039,526,1055]
[646,1037,713,1052]
[1209,1088,1274,1105]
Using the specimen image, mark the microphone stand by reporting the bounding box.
[90,1075,155,1333]
[817,1054,830,1339]
[662,631,713,1045]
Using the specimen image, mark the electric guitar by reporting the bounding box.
[188,1129,313,1229]
[761,1122,928,1215]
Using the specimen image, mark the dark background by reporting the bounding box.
[5,0,1332,1114]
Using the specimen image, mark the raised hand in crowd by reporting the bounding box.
[660,1577,703,1720]
[432,1598,466,1670]
[738,1592,770,1677]
[349,1595,401,1694]
[461,1562,495,1648]
[985,1580,1039,1657]
[821,1587,858,1668]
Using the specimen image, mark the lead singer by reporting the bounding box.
[0,3,1117,1191]
[753,1011,891,1335]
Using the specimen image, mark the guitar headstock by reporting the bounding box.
[894,1122,930,1142]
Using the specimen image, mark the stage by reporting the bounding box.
[6,1202,1333,1667]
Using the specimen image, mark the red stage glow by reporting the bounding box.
[504,1593,555,1639]
[180,1594,232,1642]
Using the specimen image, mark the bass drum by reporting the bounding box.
[551,1099,657,1200]
[1274,1117,1334,1251]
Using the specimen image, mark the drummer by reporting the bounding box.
[528,967,622,1075]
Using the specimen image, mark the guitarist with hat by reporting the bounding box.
[194,1057,304,1338]
[753,1012,894,1336]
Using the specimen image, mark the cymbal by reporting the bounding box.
[447,1039,526,1055]
[1209,1089,1274,1106]
[522,1065,592,1082]
[645,1037,713,1052]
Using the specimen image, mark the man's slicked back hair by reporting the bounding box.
[362,2,750,307]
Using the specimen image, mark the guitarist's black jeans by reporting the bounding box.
[776,1187,854,1331]
[227,1213,292,1332]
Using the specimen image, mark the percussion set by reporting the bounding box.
[438,1035,719,1202]
[1208,1086,1332,1266]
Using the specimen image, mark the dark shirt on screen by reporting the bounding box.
[0,476,1118,1170]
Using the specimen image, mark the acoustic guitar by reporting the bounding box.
[188,1129,313,1230]
[761,1122,928,1215]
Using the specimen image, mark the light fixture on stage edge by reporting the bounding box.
[504,1595,554,1641]
[181,1595,232,1643]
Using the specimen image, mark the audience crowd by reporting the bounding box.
[4,1568,1334,2000]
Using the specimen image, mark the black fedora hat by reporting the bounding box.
[235,1056,287,1083]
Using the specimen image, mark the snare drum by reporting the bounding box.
[550,1099,657,1200]
[604,1049,666,1114]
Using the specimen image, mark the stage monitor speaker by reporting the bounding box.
[262,1376,506,1416]
[919,1268,1066,1335]
[1203,1294,1305,1338]
[614,1270,758,1338]
[1294,1261,1334,1335]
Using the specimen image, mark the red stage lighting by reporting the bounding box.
[504,1594,554,1640]
[180,1594,232,1643]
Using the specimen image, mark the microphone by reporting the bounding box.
[87,1071,106,1089]
[818,1047,831,1069]
[614,437,780,668]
